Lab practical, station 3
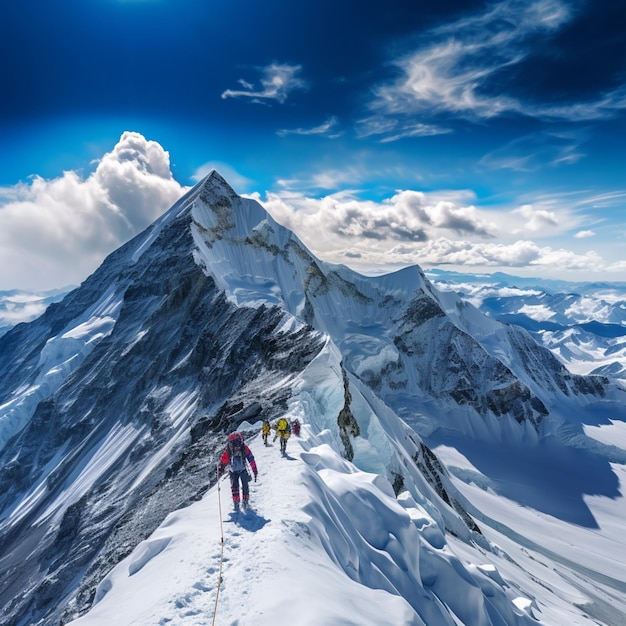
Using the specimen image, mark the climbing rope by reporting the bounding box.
[211,468,226,626]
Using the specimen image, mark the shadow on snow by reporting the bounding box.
[226,509,270,532]
[429,431,622,528]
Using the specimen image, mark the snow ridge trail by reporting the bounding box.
[69,423,541,626]
[70,429,316,626]
[207,432,312,625]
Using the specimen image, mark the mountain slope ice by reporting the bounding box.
[1,172,625,625]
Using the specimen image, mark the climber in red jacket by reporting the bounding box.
[217,432,258,511]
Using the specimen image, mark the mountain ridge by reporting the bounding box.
[0,171,625,625]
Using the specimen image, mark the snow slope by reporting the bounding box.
[69,427,535,626]
[68,423,626,626]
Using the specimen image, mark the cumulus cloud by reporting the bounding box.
[0,131,186,290]
[512,204,559,232]
[258,188,611,277]
[261,188,497,253]
[356,238,605,275]
[221,63,306,104]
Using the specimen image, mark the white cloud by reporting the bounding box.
[517,303,557,322]
[365,238,606,275]
[367,0,626,128]
[513,204,559,232]
[221,63,306,104]
[261,188,497,253]
[277,117,341,138]
[608,259,626,273]
[392,190,497,236]
[575,230,596,239]
[0,132,186,290]
[258,188,613,278]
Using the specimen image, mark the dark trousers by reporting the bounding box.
[230,470,250,502]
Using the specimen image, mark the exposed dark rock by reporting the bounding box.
[337,366,360,461]
[415,442,481,535]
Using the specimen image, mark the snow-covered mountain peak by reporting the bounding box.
[191,169,269,238]
[185,182,608,441]
[1,174,626,626]
[189,174,304,309]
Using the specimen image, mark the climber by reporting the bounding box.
[217,432,258,511]
[273,417,291,456]
[261,419,271,446]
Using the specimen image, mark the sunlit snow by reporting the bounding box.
[68,416,626,626]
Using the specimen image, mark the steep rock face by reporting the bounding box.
[390,292,548,426]
[0,174,325,626]
[504,322,608,397]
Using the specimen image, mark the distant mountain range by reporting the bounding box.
[427,268,626,380]
[0,288,73,337]
[4,257,625,384]
[5,269,625,382]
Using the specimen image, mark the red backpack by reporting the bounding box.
[227,432,246,472]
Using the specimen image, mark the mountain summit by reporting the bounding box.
[1,172,625,625]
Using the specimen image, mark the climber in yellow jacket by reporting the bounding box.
[261,419,271,446]
[273,417,291,456]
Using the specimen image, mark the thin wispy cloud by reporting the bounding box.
[274,165,370,192]
[537,85,626,121]
[369,0,626,126]
[480,131,586,172]
[579,190,626,209]
[277,117,341,138]
[221,63,306,104]
[355,117,452,142]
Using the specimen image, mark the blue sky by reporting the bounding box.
[1,0,625,289]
